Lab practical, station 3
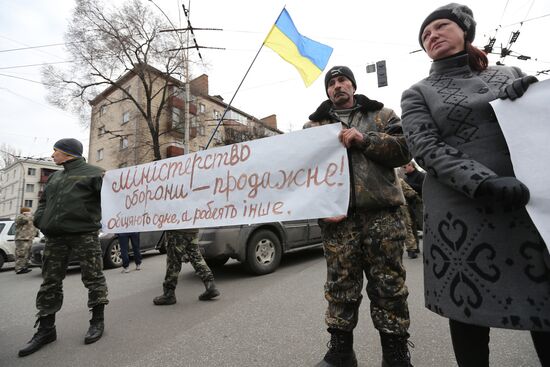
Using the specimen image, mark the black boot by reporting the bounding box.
[18,314,57,357]
[198,280,220,301]
[315,329,357,367]
[153,288,177,305]
[16,267,32,274]
[84,304,104,345]
[380,332,414,367]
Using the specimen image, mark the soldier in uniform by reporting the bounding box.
[304,66,413,367]
[14,207,37,274]
[18,138,108,357]
[153,229,220,305]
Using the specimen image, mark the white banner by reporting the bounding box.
[490,79,550,252]
[101,123,349,233]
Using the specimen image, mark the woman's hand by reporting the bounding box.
[498,76,538,100]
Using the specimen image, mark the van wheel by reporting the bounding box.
[245,230,282,275]
[103,239,122,269]
[0,252,5,270]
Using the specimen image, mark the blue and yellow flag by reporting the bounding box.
[264,9,333,87]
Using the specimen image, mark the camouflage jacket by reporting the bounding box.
[304,94,410,211]
[34,157,104,236]
[15,214,37,240]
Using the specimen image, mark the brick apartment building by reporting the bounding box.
[88,64,281,170]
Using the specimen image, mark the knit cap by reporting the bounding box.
[53,138,83,157]
[324,66,357,97]
[418,3,476,49]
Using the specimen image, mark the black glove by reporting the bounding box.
[476,177,530,207]
[498,75,538,100]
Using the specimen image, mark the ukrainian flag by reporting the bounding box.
[264,9,333,87]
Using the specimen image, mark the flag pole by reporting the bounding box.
[204,8,286,149]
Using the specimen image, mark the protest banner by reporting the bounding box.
[101,123,349,233]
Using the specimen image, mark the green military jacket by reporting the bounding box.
[34,157,104,235]
[15,214,37,240]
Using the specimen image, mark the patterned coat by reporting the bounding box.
[401,53,550,331]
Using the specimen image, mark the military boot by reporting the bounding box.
[380,332,414,367]
[198,280,220,301]
[153,288,176,305]
[315,328,357,367]
[18,314,57,357]
[84,304,104,345]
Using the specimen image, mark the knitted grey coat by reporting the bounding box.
[401,53,550,331]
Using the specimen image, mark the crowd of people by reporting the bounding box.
[13,3,549,366]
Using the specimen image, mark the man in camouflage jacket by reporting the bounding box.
[305,66,413,367]
[19,138,108,357]
[14,207,37,274]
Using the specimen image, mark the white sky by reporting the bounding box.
[1,0,549,159]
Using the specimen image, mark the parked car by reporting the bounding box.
[198,219,323,275]
[30,231,166,269]
[0,218,42,270]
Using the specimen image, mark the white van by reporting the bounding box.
[0,219,16,269]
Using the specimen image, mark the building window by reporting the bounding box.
[24,200,33,208]
[96,148,104,161]
[27,168,36,176]
[120,137,128,150]
[122,111,130,124]
[100,105,107,116]
[199,103,206,114]
[213,110,221,120]
[98,126,106,137]
[25,184,34,193]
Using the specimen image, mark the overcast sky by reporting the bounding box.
[1,0,549,159]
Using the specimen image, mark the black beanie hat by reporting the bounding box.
[53,138,83,157]
[324,66,357,96]
[418,3,476,49]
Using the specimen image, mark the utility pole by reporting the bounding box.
[153,0,222,155]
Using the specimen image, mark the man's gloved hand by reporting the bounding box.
[498,75,538,100]
[476,177,530,207]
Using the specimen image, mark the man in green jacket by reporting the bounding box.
[18,138,108,357]
[305,66,413,367]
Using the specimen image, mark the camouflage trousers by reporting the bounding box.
[162,229,214,293]
[319,207,410,334]
[15,239,32,271]
[36,233,108,317]
[400,206,419,253]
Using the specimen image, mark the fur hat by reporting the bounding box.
[20,207,31,214]
[53,138,83,158]
[418,3,476,49]
[324,66,357,96]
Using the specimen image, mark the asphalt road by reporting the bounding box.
[0,247,541,367]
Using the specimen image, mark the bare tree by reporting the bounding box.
[42,0,187,161]
[0,143,21,169]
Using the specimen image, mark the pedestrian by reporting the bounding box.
[153,229,220,305]
[304,66,413,367]
[399,179,421,259]
[401,3,550,366]
[18,138,108,357]
[118,232,142,273]
[401,161,425,197]
[14,207,37,274]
